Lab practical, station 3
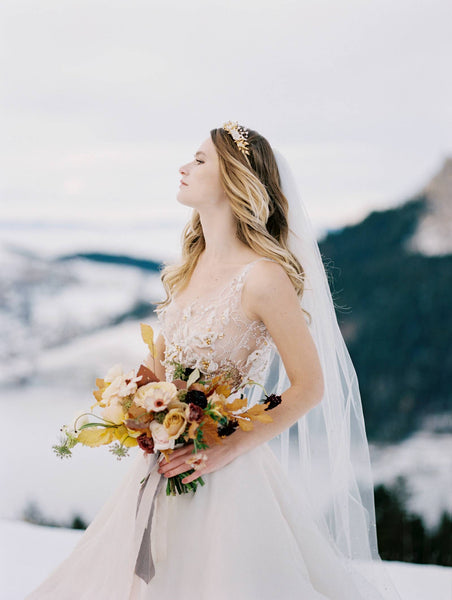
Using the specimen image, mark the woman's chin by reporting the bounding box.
[176,190,195,208]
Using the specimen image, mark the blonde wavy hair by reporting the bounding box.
[157,125,311,323]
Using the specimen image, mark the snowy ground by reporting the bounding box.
[0,317,162,527]
[1,518,450,600]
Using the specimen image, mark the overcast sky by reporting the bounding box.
[1,0,451,236]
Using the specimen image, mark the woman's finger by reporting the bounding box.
[162,463,195,478]
[159,453,193,473]
[181,469,205,484]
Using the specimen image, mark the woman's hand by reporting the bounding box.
[157,440,239,484]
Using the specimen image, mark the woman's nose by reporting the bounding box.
[179,163,189,175]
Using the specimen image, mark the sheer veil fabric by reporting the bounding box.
[244,149,402,599]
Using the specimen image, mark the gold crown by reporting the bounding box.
[223,121,250,156]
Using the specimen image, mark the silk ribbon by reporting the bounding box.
[134,452,168,584]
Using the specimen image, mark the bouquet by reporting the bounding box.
[53,323,282,495]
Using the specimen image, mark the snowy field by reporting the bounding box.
[1,518,450,600]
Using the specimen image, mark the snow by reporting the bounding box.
[369,431,452,529]
[0,317,161,525]
[0,242,166,386]
[1,518,450,600]
[0,217,187,263]
[406,157,452,257]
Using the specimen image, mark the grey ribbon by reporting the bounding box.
[134,456,165,584]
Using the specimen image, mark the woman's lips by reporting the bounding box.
[180,180,188,186]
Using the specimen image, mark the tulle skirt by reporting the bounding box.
[25,443,395,600]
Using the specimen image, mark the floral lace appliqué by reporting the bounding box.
[155,258,276,386]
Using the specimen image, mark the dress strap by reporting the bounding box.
[235,256,277,288]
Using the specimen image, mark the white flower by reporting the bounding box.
[134,382,178,412]
[102,369,142,405]
[195,357,219,374]
[149,420,175,451]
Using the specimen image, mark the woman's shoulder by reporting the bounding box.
[241,257,295,318]
[244,256,291,285]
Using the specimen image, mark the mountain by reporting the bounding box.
[0,247,162,386]
[318,157,452,442]
[407,157,452,256]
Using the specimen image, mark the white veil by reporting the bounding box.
[245,149,402,599]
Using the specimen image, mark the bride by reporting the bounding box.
[26,122,402,599]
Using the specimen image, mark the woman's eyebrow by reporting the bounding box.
[195,151,207,157]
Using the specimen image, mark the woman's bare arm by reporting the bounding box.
[164,260,326,484]
[228,259,325,455]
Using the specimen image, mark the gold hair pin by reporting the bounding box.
[223,121,250,156]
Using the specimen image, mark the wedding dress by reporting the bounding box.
[26,256,398,600]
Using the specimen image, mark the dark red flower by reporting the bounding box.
[137,433,155,454]
[187,402,204,423]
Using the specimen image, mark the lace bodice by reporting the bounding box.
[155,257,276,386]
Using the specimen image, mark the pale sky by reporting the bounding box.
[1,0,451,237]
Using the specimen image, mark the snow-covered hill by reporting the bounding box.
[407,156,452,256]
[0,219,180,386]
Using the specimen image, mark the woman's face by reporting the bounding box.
[177,136,226,209]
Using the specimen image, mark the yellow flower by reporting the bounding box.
[77,426,116,447]
[101,399,126,424]
[163,408,188,440]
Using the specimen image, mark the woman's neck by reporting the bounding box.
[198,209,244,265]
